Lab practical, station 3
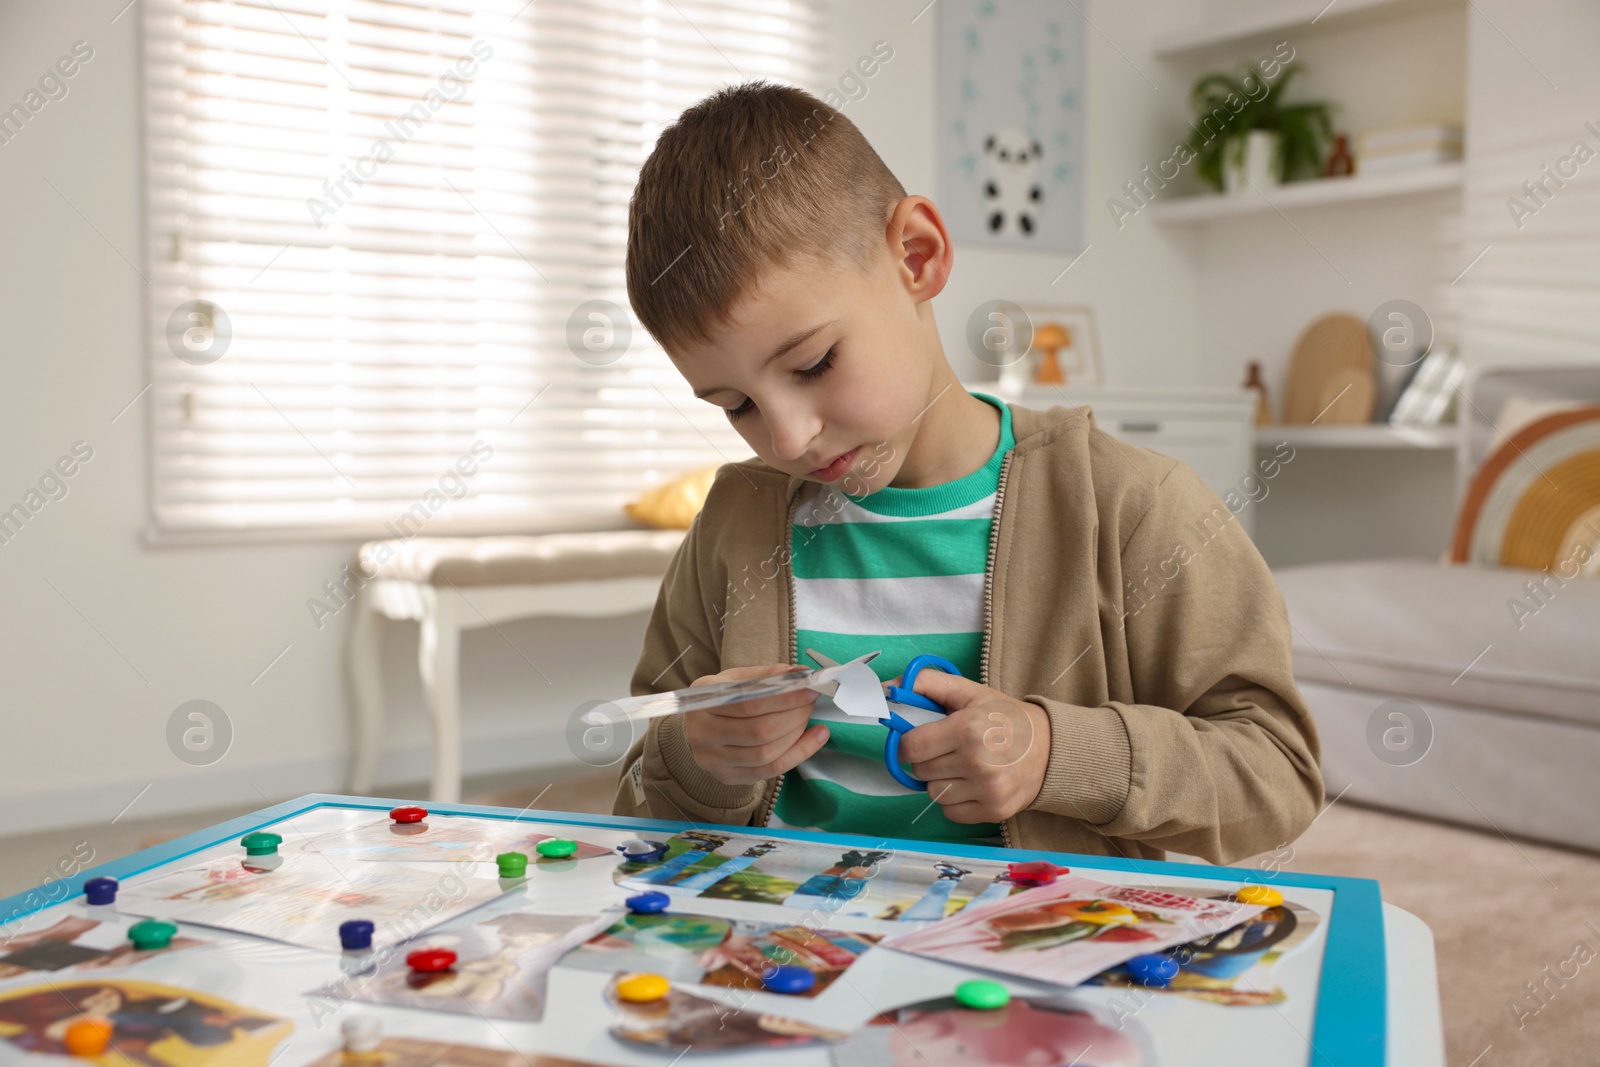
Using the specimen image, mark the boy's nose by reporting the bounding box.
[767,413,822,464]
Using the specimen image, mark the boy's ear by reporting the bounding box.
[886,196,952,303]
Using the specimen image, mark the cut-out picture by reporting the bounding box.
[306,1036,598,1067]
[882,875,1266,987]
[1088,887,1323,1006]
[832,994,1145,1067]
[616,831,1041,933]
[562,911,881,997]
[117,852,505,951]
[0,979,290,1067]
[0,917,205,978]
[296,816,612,865]
[326,911,615,1022]
[605,972,846,1051]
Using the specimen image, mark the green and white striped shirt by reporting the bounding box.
[771,392,1014,842]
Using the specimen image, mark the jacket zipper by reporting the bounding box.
[756,485,805,828]
[984,450,1016,850]
[761,448,1018,845]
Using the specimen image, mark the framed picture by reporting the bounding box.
[996,305,1103,392]
[935,1,1085,253]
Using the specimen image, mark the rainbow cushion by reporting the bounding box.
[1451,405,1600,573]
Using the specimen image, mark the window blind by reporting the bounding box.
[143,0,827,538]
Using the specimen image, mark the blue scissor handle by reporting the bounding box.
[881,654,962,792]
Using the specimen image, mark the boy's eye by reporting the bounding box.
[724,345,838,423]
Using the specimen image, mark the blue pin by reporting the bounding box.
[1125,953,1180,988]
[339,920,375,951]
[83,877,118,906]
[626,891,671,915]
[761,965,816,995]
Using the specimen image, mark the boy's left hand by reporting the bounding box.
[889,672,1052,824]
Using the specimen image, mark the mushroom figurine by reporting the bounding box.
[1031,321,1071,385]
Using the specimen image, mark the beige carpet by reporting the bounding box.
[478,773,1600,1067]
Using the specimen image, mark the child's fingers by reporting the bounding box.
[708,688,819,721]
[907,751,966,783]
[923,777,976,809]
[721,721,811,769]
[935,798,994,825]
[748,723,830,779]
[907,668,989,710]
[895,715,960,766]
[719,702,816,749]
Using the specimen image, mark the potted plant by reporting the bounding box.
[1187,62,1334,194]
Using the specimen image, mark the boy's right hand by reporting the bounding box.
[682,664,829,786]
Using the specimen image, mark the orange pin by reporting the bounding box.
[64,1017,113,1056]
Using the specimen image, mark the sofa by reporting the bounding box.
[1273,366,1600,853]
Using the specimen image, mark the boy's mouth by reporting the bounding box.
[809,447,860,482]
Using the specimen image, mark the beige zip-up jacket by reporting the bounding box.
[611,401,1322,865]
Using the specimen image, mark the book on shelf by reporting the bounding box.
[1357,122,1463,174]
[1388,349,1464,427]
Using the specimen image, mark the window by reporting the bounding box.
[143,0,827,538]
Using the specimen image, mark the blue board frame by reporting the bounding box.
[0,793,1387,1066]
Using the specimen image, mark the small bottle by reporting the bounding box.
[1243,362,1272,426]
[1325,133,1354,178]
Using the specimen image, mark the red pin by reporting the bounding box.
[390,806,428,824]
[406,947,457,973]
[1008,861,1069,887]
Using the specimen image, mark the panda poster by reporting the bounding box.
[936,0,1084,252]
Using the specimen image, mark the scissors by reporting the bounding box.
[805,649,963,792]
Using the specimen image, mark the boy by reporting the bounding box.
[610,82,1321,864]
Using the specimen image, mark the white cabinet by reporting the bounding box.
[973,384,1259,535]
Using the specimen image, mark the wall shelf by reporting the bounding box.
[1149,163,1463,224]
[1152,0,1462,59]
[1256,424,1456,449]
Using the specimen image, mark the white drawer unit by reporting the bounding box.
[968,384,1259,535]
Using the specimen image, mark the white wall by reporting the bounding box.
[0,0,1200,837]
[829,0,1202,389]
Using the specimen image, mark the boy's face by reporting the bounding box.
[670,217,945,494]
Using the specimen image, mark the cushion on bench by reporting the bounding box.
[1276,558,1600,729]
[358,530,687,588]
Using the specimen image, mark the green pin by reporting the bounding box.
[535,838,576,859]
[496,851,529,878]
[240,831,283,856]
[128,919,178,951]
[953,979,1010,1011]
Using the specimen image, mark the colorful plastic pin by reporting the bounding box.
[83,877,118,906]
[761,964,815,995]
[1125,953,1180,988]
[390,806,428,824]
[1236,885,1283,907]
[1006,861,1069,887]
[240,831,282,856]
[617,839,668,862]
[615,972,670,1003]
[342,1015,381,1055]
[128,919,178,951]
[496,852,529,879]
[339,920,375,951]
[63,1017,113,1056]
[406,947,457,973]
[535,838,576,858]
[953,979,1011,1010]
[626,891,671,915]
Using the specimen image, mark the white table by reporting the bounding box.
[345,531,685,802]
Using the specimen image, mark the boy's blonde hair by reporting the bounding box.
[625,80,906,354]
